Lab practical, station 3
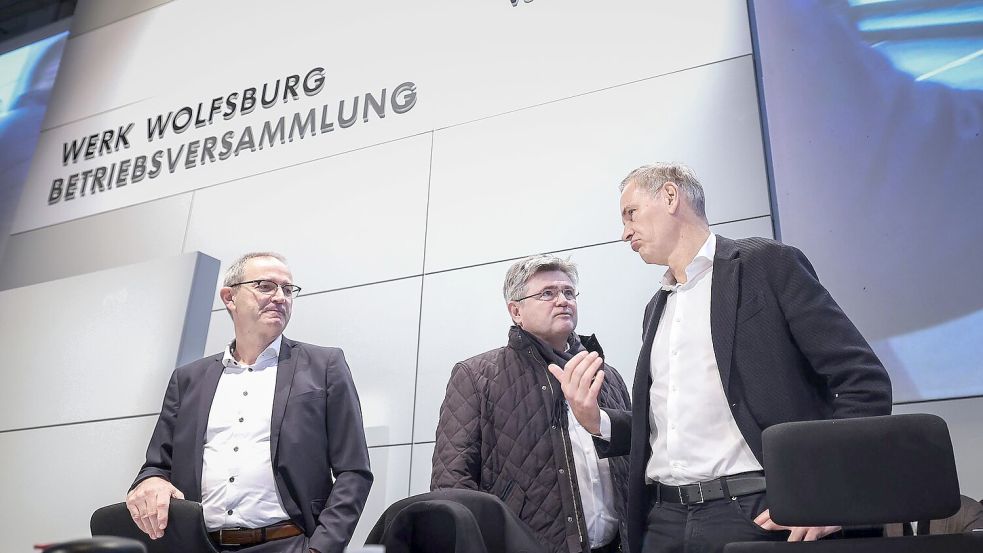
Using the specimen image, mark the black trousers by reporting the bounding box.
[640,492,789,553]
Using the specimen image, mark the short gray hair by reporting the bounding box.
[503,254,579,302]
[619,162,707,220]
[223,252,288,287]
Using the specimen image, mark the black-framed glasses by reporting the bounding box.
[514,287,579,302]
[229,279,302,298]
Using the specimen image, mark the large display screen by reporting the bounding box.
[750,0,983,403]
[0,30,68,259]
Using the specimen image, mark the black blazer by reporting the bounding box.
[597,236,893,553]
[133,337,373,553]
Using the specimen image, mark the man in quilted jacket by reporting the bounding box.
[432,254,632,553]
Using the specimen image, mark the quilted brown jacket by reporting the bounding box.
[431,326,632,553]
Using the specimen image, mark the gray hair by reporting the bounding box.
[222,251,289,287]
[503,254,579,302]
[619,162,707,220]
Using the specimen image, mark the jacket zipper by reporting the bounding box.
[540,355,586,549]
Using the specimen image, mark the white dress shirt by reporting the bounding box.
[646,233,763,485]
[201,335,290,530]
[568,410,619,548]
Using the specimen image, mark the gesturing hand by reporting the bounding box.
[547,351,605,435]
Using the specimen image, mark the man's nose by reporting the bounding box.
[622,224,633,242]
[270,287,289,302]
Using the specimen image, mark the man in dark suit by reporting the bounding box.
[549,163,892,553]
[126,252,373,553]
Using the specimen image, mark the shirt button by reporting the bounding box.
[242,391,248,396]
[239,417,244,423]
[542,385,547,391]
[567,516,574,523]
[229,477,235,483]
[227,509,233,515]
[247,368,253,372]
[233,446,239,452]
[558,468,565,474]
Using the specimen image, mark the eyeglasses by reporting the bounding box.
[229,279,302,298]
[514,287,579,302]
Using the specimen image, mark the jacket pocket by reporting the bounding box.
[737,291,765,323]
[290,388,327,402]
[497,481,526,518]
[310,498,327,515]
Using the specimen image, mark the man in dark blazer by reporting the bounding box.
[549,163,892,553]
[126,252,373,553]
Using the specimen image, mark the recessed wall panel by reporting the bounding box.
[425,56,769,272]
[0,416,159,553]
[204,277,422,448]
[184,135,431,310]
[0,253,218,431]
[0,193,192,291]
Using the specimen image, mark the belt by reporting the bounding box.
[208,521,303,547]
[650,472,766,505]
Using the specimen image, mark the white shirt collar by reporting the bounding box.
[222,335,282,370]
[661,233,716,292]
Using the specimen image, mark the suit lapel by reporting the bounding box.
[270,337,297,462]
[710,236,741,393]
[193,358,225,497]
[634,290,669,434]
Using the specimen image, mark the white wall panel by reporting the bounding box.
[184,134,431,310]
[18,0,752,233]
[425,56,769,272]
[351,445,412,548]
[0,193,192,291]
[205,277,422,448]
[0,253,217,431]
[49,0,750,131]
[414,216,776,438]
[0,416,158,553]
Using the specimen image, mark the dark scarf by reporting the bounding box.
[516,326,586,428]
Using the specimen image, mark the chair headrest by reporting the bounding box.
[763,414,961,526]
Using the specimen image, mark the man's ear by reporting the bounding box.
[220,287,235,310]
[664,182,679,214]
[507,301,522,325]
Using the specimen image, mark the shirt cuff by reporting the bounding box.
[594,409,612,441]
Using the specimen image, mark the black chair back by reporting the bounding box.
[763,414,960,527]
[42,537,146,553]
[366,488,547,553]
[90,500,217,553]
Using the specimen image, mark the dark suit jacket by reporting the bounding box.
[133,337,373,553]
[596,236,893,553]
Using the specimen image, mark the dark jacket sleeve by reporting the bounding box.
[132,369,181,489]
[595,407,632,459]
[776,244,893,417]
[310,349,373,553]
[431,362,482,490]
